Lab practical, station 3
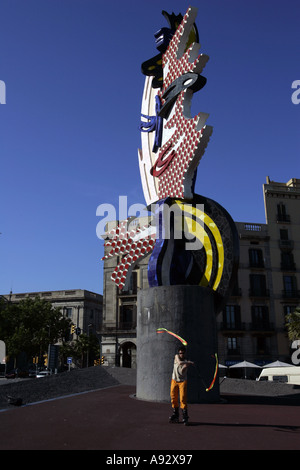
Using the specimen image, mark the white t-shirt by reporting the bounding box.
[172,355,188,382]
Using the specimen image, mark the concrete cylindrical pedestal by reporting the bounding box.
[136,285,219,404]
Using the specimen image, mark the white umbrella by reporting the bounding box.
[263,360,292,368]
[229,360,261,369]
[219,363,227,369]
[229,360,261,379]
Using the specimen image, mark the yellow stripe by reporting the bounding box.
[184,217,212,286]
[175,201,224,290]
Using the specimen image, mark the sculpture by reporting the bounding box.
[102,6,239,314]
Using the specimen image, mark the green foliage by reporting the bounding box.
[0,296,100,368]
[69,333,100,367]
[0,296,72,359]
[285,306,300,342]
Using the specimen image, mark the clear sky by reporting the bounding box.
[0,0,299,295]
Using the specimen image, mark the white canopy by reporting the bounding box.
[229,360,261,369]
[263,360,292,368]
[229,360,261,379]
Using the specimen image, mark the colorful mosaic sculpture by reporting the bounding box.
[102,7,239,311]
[139,7,212,205]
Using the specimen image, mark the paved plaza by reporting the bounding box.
[1,382,299,451]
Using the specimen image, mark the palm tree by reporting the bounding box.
[285,306,300,341]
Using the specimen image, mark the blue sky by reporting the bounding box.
[0,0,299,295]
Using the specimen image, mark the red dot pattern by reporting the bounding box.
[102,220,156,290]
[157,7,210,200]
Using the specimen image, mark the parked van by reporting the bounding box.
[257,367,300,385]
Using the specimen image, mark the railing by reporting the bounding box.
[219,322,246,332]
[282,290,300,299]
[280,262,296,271]
[249,289,270,297]
[236,222,269,239]
[279,240,294,251]
[100,321,137,331]
[277,214,291,223]
[250,322,275,332]
[249,261,265,268]
[226,348,241,356]
[243,223,262,232]
[219,322,275,332]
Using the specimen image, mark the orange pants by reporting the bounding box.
[170,379,187,409]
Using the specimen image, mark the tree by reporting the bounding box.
[285,306,300,342]
[0,296,72,362]
[71,333,99,368]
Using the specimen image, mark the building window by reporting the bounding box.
[284,305,296,315]
[279,228,294,251]
[223,305,241,329]
[277,203,290,223]
[66,307,72,318]
[227,337,239,355]
[249,274,268,297]
[249,248,264,268]
[281,252,295,271]
[120,304,137,330]
[121,271,137,295]
[283,275,298,298]
[251,305,270,330]
[280,229,289,240]
[285,305,297,330]
[256,336,268,355]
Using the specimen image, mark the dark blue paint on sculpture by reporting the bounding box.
[140,95,163,153]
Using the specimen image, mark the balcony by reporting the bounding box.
[281,262,296,271]
[250,321,275,333]
[226,348,241,356]
[282,290,300,300]
[249,288,270,298]
[279,240,294,252]
[249,261,265,269]
[277,214,291,223]
[99,321,137,333]
[119,322,137,330]
[243,223,262,232]
[219,322,245,333]
[237,222,269,241]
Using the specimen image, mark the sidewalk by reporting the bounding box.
[1,383,300,450]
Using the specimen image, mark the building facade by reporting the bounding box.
[5,289,103,340]
[101,178,300,371]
